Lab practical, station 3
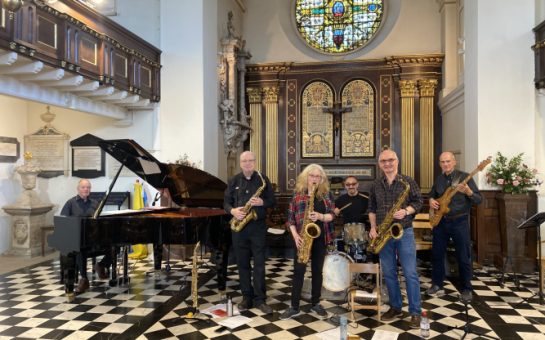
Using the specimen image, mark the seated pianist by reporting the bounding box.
[60,179,111,294]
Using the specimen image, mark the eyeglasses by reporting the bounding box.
[241,159,255,163]
[309,174,322,178]
[379,158,397,164]
[345,182,358,187]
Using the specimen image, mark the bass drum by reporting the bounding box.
[322,252,354,292]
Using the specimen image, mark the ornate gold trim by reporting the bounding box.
[400,84,415,177]
[418,79,438,97]
[265,99,279,187]
[386,55,444,66]
[419,96,434,192]
[399,79,417,97]
[263,86,279,103]
[247,87,262,104]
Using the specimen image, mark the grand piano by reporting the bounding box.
[48,139,231,294]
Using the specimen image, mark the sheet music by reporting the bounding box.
[139,158,161,174]
[100,209,140,216]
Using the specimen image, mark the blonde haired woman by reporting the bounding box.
[280,164,336,320]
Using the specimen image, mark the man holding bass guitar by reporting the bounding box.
[427,152,487,301]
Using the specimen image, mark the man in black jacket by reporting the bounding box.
[426,152,482,302]
[224,151,276,314]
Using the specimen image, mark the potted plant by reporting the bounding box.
[487,152,541,273]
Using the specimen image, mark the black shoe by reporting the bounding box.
[410,314,421,329]
[310,303,327,318]
[382,307,403,321]
[255,302,273,314]
[238,298,252,311]
[279,307,301,320]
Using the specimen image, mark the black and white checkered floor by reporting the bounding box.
[0,255,544,339]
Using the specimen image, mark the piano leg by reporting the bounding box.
[214,247,229,291]
[153,244,163,270]
[61,254,76,301]
[109,246,118,287]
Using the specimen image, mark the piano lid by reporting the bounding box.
[98,139,227,208]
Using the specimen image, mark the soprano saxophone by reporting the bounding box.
[189,241,200,316]
[368,177,410,254]
[230,171,267,232]
[297,186,321,264]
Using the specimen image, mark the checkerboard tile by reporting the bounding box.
[0,255,544,339]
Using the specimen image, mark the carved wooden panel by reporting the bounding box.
[472,190,537,270]
[0,1,161,102]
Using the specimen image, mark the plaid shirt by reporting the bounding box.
[286,192,336,244]
[369,174,423,228]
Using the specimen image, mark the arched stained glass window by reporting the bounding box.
[294,0,384,54]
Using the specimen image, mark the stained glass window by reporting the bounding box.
[294,0,384,54]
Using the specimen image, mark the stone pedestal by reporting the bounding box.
[2,159,54,257]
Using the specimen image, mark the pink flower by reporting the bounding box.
[513,180,520,186]
[496,179,504,185]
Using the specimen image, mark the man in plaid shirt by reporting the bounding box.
[369,149,423,328]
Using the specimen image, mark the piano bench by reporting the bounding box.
[41,225,55,256]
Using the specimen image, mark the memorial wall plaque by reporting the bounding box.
[341,79,375,158]
[0,137,20,163]
[71,133,105,178]
[24,131,69,178]
[302,81,334,158]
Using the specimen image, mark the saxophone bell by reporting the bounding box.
[390,222,404,240]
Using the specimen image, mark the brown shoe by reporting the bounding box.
[382,307,403,321]
[74,278,89,294]
[94,263,109,280]
[410,314,421,329]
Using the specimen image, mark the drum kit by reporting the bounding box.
[323,223,369,292]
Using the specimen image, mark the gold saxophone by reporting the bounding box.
[297,186,321,264]
[368,177,410,254]
[230,171,267,232]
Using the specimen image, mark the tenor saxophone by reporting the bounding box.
[368,177,410,254]
[230,171,267,232]
[297,186,321,264]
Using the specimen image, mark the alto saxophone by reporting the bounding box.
[368,177,410,254]
[230,171,267,232]
[297,186,321,264]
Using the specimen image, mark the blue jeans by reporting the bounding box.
[431,215,472,292]
[379,226,421,315]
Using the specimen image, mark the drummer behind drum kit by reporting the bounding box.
[323,223,370,293]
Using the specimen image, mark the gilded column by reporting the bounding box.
[247,87,262,172]
[399,80,417,177]
[263,86,279,188]
[418,79,438,193]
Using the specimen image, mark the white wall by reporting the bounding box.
[243,0,441,63]
[109,0,161,48]
[464,0,536,187]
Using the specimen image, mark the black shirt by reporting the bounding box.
[60,195,98,217]
[223,171,276,222]
[335,193,369,224]
[430,169,482,216]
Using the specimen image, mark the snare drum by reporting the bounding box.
[322,252,354,292]
[343,223,367,245]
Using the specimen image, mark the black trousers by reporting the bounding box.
[77,250,112,279]
[291,233,326,309]
[232,221,267,305]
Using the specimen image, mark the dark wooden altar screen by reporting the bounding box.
[245,56,443,210]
